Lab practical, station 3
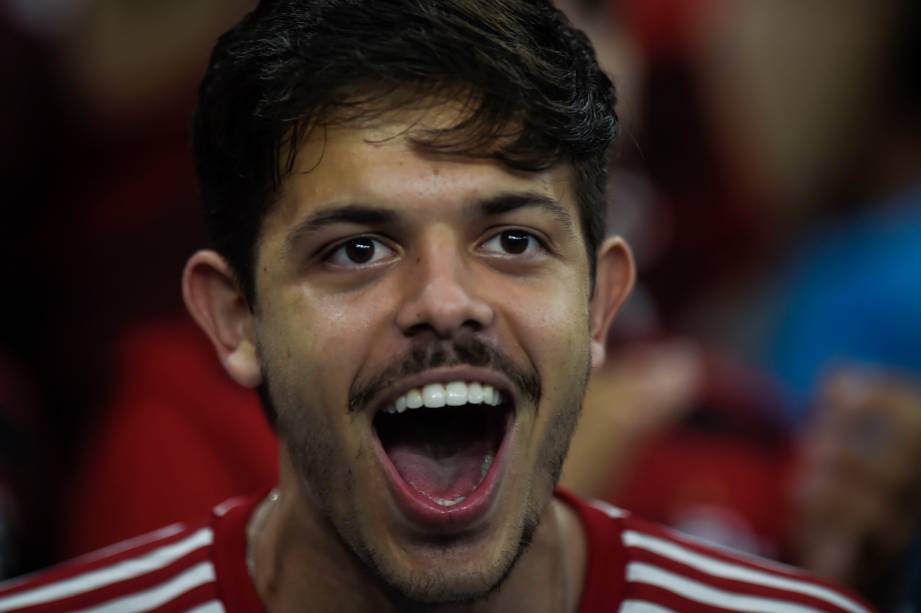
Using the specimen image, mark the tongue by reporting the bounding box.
[388,437,491,502]
[381,406,498,502]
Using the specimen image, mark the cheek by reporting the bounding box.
[257,285,392,408]
[503,278,592,391]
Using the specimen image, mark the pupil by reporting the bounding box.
[501,231,529,254]
[346,239,374,263]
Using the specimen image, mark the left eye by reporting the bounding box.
[480,230,545,257]
[325,236,397,267]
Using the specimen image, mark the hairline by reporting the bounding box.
[238,107,600,304]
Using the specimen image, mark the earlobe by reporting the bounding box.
[182,250,263,388]
[588,237,635,369]
[590,341,606,369]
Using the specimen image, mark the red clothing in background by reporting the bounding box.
[65,317,277,557]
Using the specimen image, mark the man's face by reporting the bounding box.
[252,106,597,604]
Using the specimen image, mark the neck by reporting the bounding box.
[248,452,586,613]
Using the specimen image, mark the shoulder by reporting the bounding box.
[0,501,247,613]
[557,490,875,612]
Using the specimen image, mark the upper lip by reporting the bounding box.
[367,366,516,416]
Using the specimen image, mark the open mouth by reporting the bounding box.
[373,380,514,517]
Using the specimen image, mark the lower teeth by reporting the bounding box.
[480,452,494,480]
[426,453,495,508]
[433,496,465,507]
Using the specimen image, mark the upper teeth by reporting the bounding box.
[384,381,503,414]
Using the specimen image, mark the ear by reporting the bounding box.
[589,237,635,369]
[182,250,263,388]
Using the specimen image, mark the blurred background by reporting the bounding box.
[0,0,918,609]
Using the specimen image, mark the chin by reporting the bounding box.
[372,546,520,606]
[362,500,541,608]
[354,456,552,610]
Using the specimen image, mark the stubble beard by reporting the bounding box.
[262,342,591,609]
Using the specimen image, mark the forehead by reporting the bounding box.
[265,104,578,230]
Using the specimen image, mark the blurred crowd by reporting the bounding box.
[0,0,918,610]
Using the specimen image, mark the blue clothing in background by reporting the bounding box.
[766,186,921,611]
[767,186,921,419]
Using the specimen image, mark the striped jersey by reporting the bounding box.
[0,489,873,612]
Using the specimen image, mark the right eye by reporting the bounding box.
[324,236,397,268]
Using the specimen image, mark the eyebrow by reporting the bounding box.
[284,191,573,252]
[285,204,399,252]
[476,192,573,230]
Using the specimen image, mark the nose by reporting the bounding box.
[395,235,494,339]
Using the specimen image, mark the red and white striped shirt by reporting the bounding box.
[0,490,873,612]
[558,490,874,612]
[0,494,261,613]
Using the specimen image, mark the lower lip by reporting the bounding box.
[372,410,514,532]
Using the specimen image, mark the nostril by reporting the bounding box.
[462,319,483,334]
[396,276,494,337]
[404,322,436,338]
[403,319,481,340]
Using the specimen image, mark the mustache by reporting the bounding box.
[348,336,541,413]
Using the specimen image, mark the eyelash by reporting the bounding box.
[322,235,397,268]
[320,227,550,269]
[478,228,550,258]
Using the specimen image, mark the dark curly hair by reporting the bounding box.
[193,0,618,303]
